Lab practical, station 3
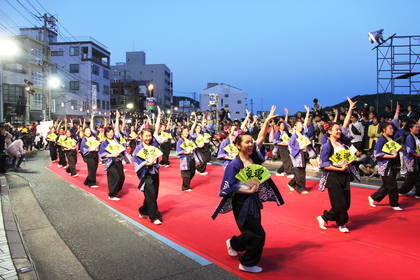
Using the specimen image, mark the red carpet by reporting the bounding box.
[48,155,420,280]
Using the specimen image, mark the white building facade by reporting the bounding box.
[200,83,247,120]
[111,52,173,110]
[49,38,111,118]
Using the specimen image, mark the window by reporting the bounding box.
[106,101,110,110]
[92,64,99,75]
[31,71,44,87]
[31,93,43,110]
[237,100,242,104]
[31,48,43,65]
[69,46,79,56]
[103,69,109,79]
[103,85,109,95]
[224,104,229,108]
[70,64,79,73]
[97,99,101,109]
[71,100,78,109]
[92,82,99,93]
[51,50,63,56]
[69,81,79,91]
[224,94,229,98]
[3,85,24,104]
[102,100,106,110]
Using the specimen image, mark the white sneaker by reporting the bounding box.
[286,174,294,178]
[71,174,79,177]
[184,189,192,192]
[153,219,162,225]
[317,216,327,230]
[164,165,170,168]
[415,196,420,199]
[392,206,404,211]
[300,190,309,194]
[287,184,295,191]
[368,196,376,208]
[57,164,62,168]
[139,214,149,219]
[108,196,120,201]
[339,226,350,233]
[239,264,263,273]
[198,172,208,176]
[276,172,286,177]
[90,185,99,188]
[226,239,238,257]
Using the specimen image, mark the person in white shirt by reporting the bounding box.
[349,114,364,150]
[6,138,25,169]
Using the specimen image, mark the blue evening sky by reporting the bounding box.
[2,0,420,112]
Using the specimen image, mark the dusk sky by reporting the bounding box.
[2,0,420,112]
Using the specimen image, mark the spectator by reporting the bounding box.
[367,116,381,150]
[349,114,365,151]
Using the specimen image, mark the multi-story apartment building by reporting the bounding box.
[1,28,53,123]
[200,83,247,120]
[49,37,111,118]
[111,51,173,110]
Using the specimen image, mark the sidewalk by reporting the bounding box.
[0,175,38,280]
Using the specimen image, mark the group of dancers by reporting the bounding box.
[44,97,420,273]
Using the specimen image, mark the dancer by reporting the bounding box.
[159,118,172,168]
[176,125,198,191]
[190,112,209,175]
[99,111,129,200]
[46,121,59,163]
[63,129,78,177]
[368,107,403,210]
[317,97,358,233]
[56,123,68,168]
[287,105,315,194]
[212,105,284,273]
[133,107,163,224]
[274,108,293,177]
[398,121,420,198]
[80,117,100,188]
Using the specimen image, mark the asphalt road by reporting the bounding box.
[6,151,241,280]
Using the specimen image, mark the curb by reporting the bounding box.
[0,175,39,280]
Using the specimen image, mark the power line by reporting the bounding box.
[32,0,48,14]
[4,0,37,26]
[14,0,41,20]
[22,0,43,16]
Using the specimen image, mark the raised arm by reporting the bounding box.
[240,109,251,131]
[343,97,357,129]
[256,105,278,148]
[190,112,197,133]
[333,108,339,123]
[303,105,311,127]
[284,107,289,124]
[155,106,162,133]
[115,110,120,134]
[90,114,94,131]
[393,101,400,120]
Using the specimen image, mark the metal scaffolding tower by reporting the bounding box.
[376,35,420,96]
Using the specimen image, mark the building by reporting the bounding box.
[49,36,111,118]
[200,83,247,120]
[111,52,173,109]
[172,96,199,115]
[1,29,53,123]
[110,80,146,113]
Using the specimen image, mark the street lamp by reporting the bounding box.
[148,83,154,97]
[174,106,178,112]
[126,103,134,110]
[47,76,62,120]
[0,37,20,122]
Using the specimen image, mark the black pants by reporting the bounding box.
[399,168,420,196]
[277,145,293,174]
[288,167,306,192]
[196,147,207,173]
[49,142,57,161]
[371,170,399,207]
[57,146,67,167]
[160,141,171,165]
[139,173,161,221]
[12,156,25,169]
[107,160,125,197]
[84,152,98,186]
[65,149,77,176]
[322,171,351,226]
[181,158,195,190]
[230,194,265,267]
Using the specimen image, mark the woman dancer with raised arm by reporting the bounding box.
[274,108,293,177]
[133,107,164,225]
[212,105,284,273]
[99,110,129,200]
[317,97,358,233]
[176,125,197,191]
[368,104,404,210]
[287,105,314,194]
